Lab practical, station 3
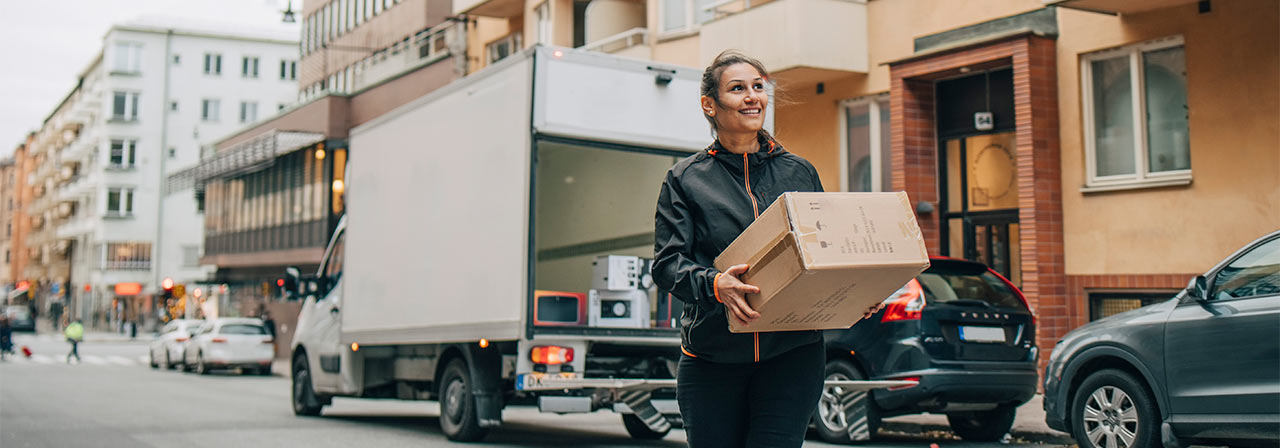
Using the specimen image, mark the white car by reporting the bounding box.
[149,319,204,370]
[181,318,275,375]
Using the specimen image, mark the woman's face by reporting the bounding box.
[704,63,768,135]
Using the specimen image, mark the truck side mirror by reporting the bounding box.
[1189,275,1209,302]
[284,267,301,299]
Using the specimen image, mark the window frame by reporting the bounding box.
[201,98,221,122]
[242,56,260,78]
[111,41,143,74]
[1080,35,1190,192]
[105,187,135,217]
[239,101,259,124]
[659,0,716,37]
[486,33,523,64]
[203,52,223,75]
[839,93,892,192]
[111,91,141,122]
[1208,235,1280,302]
[107,138,138,169]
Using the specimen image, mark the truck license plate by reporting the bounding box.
[959,326,1006,343]
[516,372,581,391]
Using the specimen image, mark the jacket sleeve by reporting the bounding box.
[653,170,721,312]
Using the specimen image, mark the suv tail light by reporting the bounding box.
[530,345,574,365]
[881,279,926,322]
[175,337,188,342]
[211,337,227,343]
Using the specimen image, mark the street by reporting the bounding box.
[1,333,1064,448]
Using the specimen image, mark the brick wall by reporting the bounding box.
[1065,274,1196,328]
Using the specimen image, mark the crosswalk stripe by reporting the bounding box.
[31,354,55,364]
[81,356,108,365]
[108,356,133,365]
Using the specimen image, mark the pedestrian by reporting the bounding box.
[261,309,276,339]
[652,50,827,448]
[64,319,83,364]
[0,315,13,361]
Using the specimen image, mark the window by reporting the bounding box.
[242,56,260,78]
[662,0,716,33]
[111,42,143,74]
[239,101,258,124]
[280,60,297,80]
[203,53,222,75]
[486,33,522,64]
[102,242,151,270]
[1082,36,1189,189]
[1210,237,1280,301]
[182,245,200,267]
[201,99,220,122]
[1089,292,1176,321]
[844,95,892,192]
[106,188,135,216]
[108,139,138,168]
[172,54,181,65]
[324,232,345,285]
[111,91,140,121]
[169,101,178,112]
[535,2,551,46]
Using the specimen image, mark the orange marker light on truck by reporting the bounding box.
[530,345,573,365]
[479,339,489,348]
[351,343,359,352]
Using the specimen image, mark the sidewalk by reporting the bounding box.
[879,394,1074,444]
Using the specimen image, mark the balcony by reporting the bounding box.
[56,214,95,241]
[583,28,650,60]
[453,0,522,18]
[1043,0,1199,15]
[699,0,868,85]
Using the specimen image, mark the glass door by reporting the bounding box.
[941,132,1022,286]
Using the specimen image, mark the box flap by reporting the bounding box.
[714,198,791,272]
[785,192,929,270]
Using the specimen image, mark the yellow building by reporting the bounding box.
[456,0,1279,363]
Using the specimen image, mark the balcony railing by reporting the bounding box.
[698,0,868,79]
[103,260,151,271]
[582,28,650,56]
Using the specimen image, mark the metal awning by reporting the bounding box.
[166,130,325,194]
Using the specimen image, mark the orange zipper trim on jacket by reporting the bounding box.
[743,153,760,363]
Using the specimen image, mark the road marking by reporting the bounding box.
[81,356,108,365]
[31,354,55,364]
[108,356,134,365]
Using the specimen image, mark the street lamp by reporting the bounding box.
[281,0,297,23]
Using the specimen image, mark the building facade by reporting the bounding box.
[454,0,1279,368]
[23,19,299,329]
[173,0,463,351]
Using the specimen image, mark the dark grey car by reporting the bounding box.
[1043,230,1280,448]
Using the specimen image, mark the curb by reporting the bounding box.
[878,421,1075,445]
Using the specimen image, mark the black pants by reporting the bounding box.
[677,341,825,448]
[66,339,79,362]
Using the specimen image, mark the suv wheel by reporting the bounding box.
[947,404,1016,442]
[814,360,879,444]
[1070,369,1158,448]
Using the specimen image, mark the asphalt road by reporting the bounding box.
[1,333,1065,448]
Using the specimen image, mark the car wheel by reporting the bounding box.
[164,351,175,370]
[292,356,324,416]
[814,359,879,444]
[622,413,671,440]
[1070,369,1159,448]
[149,350,159,369]
[438,358,487,442]
[947,404,1016,442]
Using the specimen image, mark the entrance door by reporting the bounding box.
[941,132,1021,285]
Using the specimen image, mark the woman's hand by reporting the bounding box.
[716,264,762,327]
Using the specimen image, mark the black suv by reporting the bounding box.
[814,257,1039,444]
[1043,231,1280,448]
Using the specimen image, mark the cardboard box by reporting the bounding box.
[713,192,930,333]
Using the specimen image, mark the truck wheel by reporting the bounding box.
[622,414,671,440]
[292,356,324,416]
[947,404,1016,442]
[1070,369,1158,448]
[439,358,487,442]
[814,360,879,444]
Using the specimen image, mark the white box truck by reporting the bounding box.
[285,46,908,443]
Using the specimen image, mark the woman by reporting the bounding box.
[653,51,826,447]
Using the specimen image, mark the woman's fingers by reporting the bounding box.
[725,264,750,276]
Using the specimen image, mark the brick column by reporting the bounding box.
[890,77,940,254]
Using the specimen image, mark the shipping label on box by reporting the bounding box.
[713,192,930,333]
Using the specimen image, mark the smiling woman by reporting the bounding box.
[653,50,827,448]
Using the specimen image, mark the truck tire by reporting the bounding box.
[439,358,487,442]
[622,413,671,440]
[1070,369,1159,448]
[814,360,879,444]
[947,404,1016,442]
[292,355,324,416]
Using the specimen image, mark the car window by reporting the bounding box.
[1212,237,1280,300]
[324,232,345,286]
[219,324,267,335]
[916,263,1026,310]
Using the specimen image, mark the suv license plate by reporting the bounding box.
[959,326,1006,343]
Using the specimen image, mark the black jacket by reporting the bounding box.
[653,135,824,363]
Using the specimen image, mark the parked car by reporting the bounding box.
[815,256,1038,443]
[1043,231,1279,448]
[3,306,36,332]
[181,318,274,375]
[148,319,204,370]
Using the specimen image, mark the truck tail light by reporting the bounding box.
[530,346,573,365]
[881,279,925,322]
[211,337,227,343]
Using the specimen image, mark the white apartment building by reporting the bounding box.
[36,18,298,326]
